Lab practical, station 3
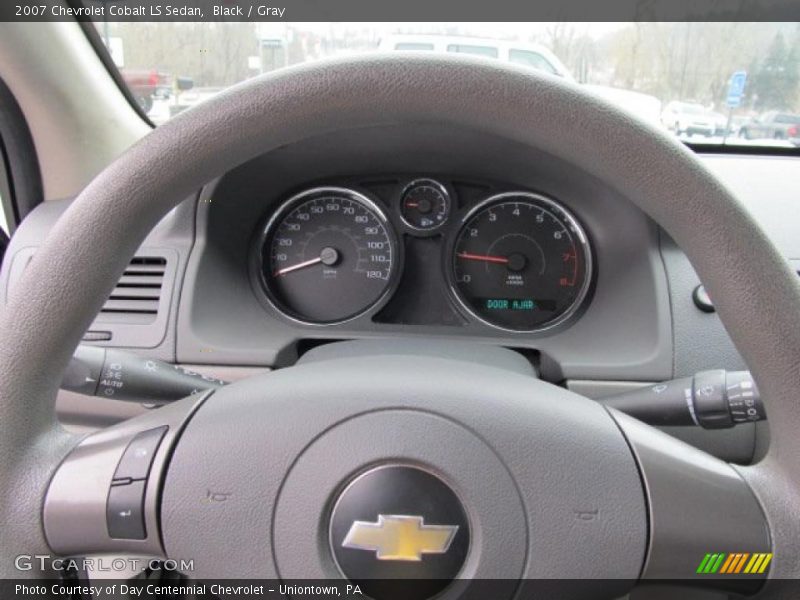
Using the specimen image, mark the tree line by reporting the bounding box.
[545,22,800,113]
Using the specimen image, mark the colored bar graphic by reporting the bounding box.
[734,553,750,573]
[699,552,773,575]
[758,553,773,573]
[702,554,719,573]
[744,554,760,573]
[720,553,736,573]
[696,554,712,574]
[721,553,739,573]
[711,554,725,573]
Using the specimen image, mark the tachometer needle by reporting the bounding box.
[457,252,509,265]
[273,256,322,277]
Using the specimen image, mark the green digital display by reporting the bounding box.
[485,298,536,311]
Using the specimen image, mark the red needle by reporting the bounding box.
[457,252,509,265]
[405,202,419,207]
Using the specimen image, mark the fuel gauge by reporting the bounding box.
[399,179,451,232]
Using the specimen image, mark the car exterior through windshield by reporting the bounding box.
[98,22,800,148]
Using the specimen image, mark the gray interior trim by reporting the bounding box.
[56,365,269,432]
[161,353,646,587]
[0,196,198,361]
[298,338,536,376]
[699,155,800,259]
[0,21,148,200]
[660,236,748,376]
[612,411,769,594]
[568,379,755,464]
[5,247,179,348]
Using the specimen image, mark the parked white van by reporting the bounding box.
[378,34,664,127]
[378,34,574,80]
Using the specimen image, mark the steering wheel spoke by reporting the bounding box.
[611,410,771,594]
[43,393,209,560]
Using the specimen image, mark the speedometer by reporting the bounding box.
[449,192,592,332]
[258,187,399,324]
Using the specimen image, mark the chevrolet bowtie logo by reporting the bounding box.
[342,515,459,561]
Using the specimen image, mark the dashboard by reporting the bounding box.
[251,179,593,334]
[4,122,800,463]
[177,124,669,380]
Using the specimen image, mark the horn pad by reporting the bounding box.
[273,410,526,600]
[161,352,646,598]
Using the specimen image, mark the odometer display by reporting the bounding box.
[450,192,592,332]
[260,187,398,324]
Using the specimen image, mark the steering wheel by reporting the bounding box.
[2,55,799,598]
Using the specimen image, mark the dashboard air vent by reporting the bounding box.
[99,257,167,322]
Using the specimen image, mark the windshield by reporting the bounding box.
[98,22,800,147]
[681,105,708,115]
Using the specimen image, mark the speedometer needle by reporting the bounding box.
[274,257,322,277]
[274,247,340,277]
[457,252,509,265]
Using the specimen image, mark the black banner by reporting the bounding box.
[2,0,800,22]
[2,577,792,600]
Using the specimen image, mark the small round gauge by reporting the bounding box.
[259,187,398,324]
[399,179,451,231]
[450,192,592,332]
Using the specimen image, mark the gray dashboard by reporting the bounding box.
[178,124,671,380]
[2,125,798,461]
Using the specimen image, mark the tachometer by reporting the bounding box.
[259,187,398,324]
[449,192,592,332]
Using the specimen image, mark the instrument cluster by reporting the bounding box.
[253,177,594,333]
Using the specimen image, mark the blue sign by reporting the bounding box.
[726,71,747,108]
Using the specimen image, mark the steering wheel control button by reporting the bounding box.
[693,284,715,312]
[112,426,168,482]
[329,465,469,600]
[107,480,147,540]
